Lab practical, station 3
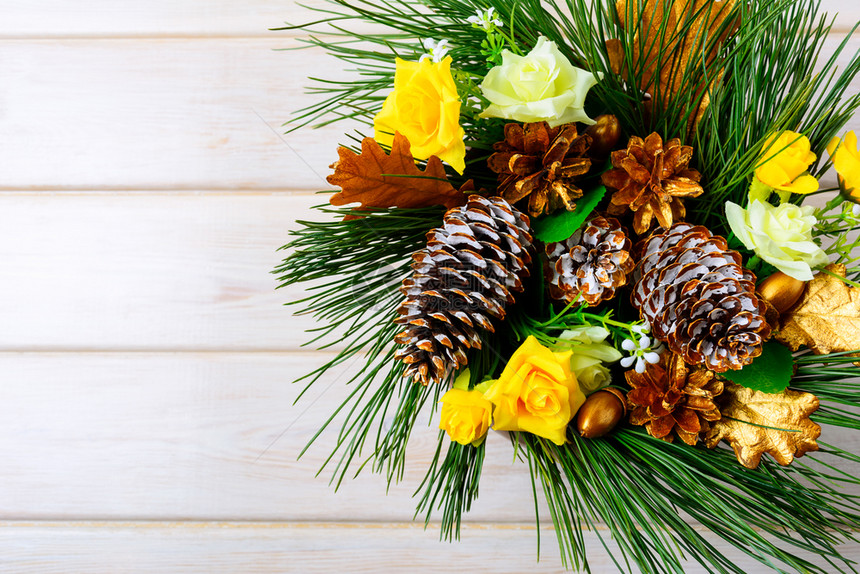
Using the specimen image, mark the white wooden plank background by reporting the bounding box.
[3,522,860,574]
[0,36,855,192]
[0,0,856,36]
[0,193,322,350]
[0,1,857,571]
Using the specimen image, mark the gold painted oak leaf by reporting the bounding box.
[775,264,860,360]
[703,383,820,469]
[327,132,466,218]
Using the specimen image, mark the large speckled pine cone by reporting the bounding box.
[631,222,771,372]
[546,215,634,306]
[395,195,534,385]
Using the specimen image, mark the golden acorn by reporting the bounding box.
[585,114,622,160]
[576,388,627,438]
[758,271,807,314]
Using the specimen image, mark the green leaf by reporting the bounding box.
[720,340,795,394]
[532,185,607,243]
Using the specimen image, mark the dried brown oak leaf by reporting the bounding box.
[704,383,820,469]
[327,132,466,218]
[606,0,737,133]
[775,264,860,361]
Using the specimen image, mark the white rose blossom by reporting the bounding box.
[726,200,829,281]
[478,36,601,127]
[557,326,623,395]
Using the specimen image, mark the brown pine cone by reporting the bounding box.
[488,122,592,218]
[546,215,634,306]
[602,133,704,235]
[627,352,724,445]
[394,195,534,385]
[632,223,771,372]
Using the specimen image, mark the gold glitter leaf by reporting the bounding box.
[704,383,821,469]
[775,264,860,359]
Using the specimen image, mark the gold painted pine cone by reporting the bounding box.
[626,353,724,445]
[488,122,592,218]
[546,215,634,306]
[394,195,534,386]
[631,223,771,372]
[602,132,704,235]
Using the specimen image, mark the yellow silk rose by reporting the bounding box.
[753,131,819,201]
[827,131,860,200]
[439,389,493,446]
[726,200,828,281]
[439,370,493,446]
[479,37,600,128]
[484,336,586,445]
[373,56,466,174]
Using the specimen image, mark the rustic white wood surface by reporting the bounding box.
[3,522,860,574]
[0,1,858,572]
[0,0,856,36]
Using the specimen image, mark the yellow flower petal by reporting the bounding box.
[828,131,860,194]
[439,388,493,446]
[781,173,819,195]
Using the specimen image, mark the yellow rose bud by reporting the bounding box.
[439,388,493,446]
[479,37,600,128]
[484,336,586,445]
[373,56,466,174]
[827,131,860,201]
[754,131,819,199]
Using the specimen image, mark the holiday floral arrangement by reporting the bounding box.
[275,0,860,571]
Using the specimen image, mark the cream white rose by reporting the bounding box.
[726,200,829,281]
[558,326,623,395]
[479,37,600,127]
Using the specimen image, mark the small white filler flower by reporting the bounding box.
[467,7,503,31]
[620,333,662,374]
[419,38,451,63]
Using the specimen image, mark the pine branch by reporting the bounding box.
[793,350,860,432]
[692,0,860,233]
[414,436,486,540]
[522,428,860,574]
[274,203,445,486]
